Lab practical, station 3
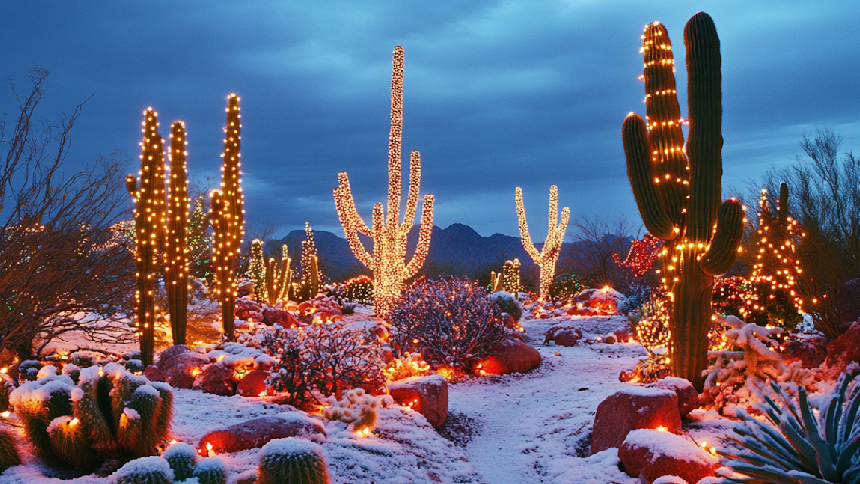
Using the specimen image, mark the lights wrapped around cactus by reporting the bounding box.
[300,222,323,300]
[126,108,167,366]
[266,245,292,305]
[515,186,570,302]
[622,14,745,389]
[210,94,245,340]
[503,258,522,294]
[166,121,189,345]
[249,239,266,302]
[333,46,434,317]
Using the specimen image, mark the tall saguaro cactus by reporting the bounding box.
[126,108,166,366]
[166,121,189,345]
[515,186,570,302]
[333,46,435,317]
[622,13,745,389]
[211,94,244,340]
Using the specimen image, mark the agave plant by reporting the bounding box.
[718,371,860,484]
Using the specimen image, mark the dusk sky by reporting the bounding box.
[3,1,859,240]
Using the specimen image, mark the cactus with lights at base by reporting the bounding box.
[622,13,744,389]
[266,245,292,306]
[333,46,435,318]
[515,186,570,302]
[257,437,331,484]
[127,108,167,366]
[166,121,190,345]
[210,94,245,341]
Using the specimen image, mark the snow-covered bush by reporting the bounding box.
[162,442,197,481]
[258,437,331,484]
[322,388,392,434]
[383,353,430,381]
[193,456,227,484]
[9,363,172,471]
[718,371,860,483]
[488,291,523,321]
[18,360,41,381]
[112,456,174,484]
[389,277,506,373]
[0,429,21,474]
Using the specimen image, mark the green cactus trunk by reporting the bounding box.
[127,109,166,367]
[623,13,744,390]
[0,429,20,473]
[250,239,266,302]
[166,121,189,345]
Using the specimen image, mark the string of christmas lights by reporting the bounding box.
[515,185,570,301]
[613,233,662,277]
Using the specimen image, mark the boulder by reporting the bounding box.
[647,377,699,418]
[619,429,717,484]
[544,325,583,347]
[388,374,448,428]
[782,336,829,369]
[198,413,326,454]
[823,321,860,379]
[614,330,633,344]
[156,345,210,389]
[481,337,541,375]
[571,288,626,315]
[591,386,682,454]
[143,365,164,383]
[194,363,236,396]
[236,298,264,322]
[237,369,270,397]
[262,308,299,328]
[502,313,516,330]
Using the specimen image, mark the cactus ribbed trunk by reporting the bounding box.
[166,121,189,345]
[127,108,166,366]
[622,13,745,390]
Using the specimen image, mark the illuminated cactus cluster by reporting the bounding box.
[267,244,292,306]
[491,259,522,294]
[333,46,435,317]
[210,94,245,340]
[622,13,745,388]
[126,109,167,366]
[515,186,570,302]
[166,121,190,345]
[250,239,267,302]
[299,222,322,301]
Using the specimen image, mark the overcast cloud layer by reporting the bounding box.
[3,1,859,239]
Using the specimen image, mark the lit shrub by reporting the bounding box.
[547,273,583,302]
[383,353,430,381]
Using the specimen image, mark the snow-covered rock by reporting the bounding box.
[544,325,583,346]
[388,374,448,428]
[619,429,717,484]
[236,369,270,397]
[591,386,682,454]
[198,413,326,455]
[647,377,698,418]
[823,321,860,379]
[194,363,236,396]
[481,336,541,375]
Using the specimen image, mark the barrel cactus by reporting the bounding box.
[0,429,21,474]
[718,371,860,483]
[258,437,331,484]
[162,442,197,481]
[112,456,174,484]
[622,12,745,389]
[193,456,227,484]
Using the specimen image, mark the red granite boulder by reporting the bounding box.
[198,414,326,454]
[262,308,299,328]
[156,345,210,389]
[194,362,236,396]
[823,321,860,379]
[782,336,829,369]
[237,369,271,397]
[480,336,541,375]
[619,429,717,484]
[591,386,682,454]
[544,325,583,347]
[388,374,448,428]
[647,377,699,418]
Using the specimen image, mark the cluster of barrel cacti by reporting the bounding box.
[622,12,745,388]
[0,430,20,474]
[8,363,172,472]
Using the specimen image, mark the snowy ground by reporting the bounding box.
[1,314,735,484]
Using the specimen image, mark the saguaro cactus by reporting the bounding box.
[515,186,570,302]
[266,245,292,305]
[250,239,266,302]
[166,121,189,345]
[211,94,244,340]
[127,108,166,366]
[333,46,435,317]
[622,13,745,389]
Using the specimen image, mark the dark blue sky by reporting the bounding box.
[3,1,859,239]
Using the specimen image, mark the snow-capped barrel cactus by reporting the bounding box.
[9,363,173,471]
[112,456,174,484]
[717,371,860,483]
[0,429,21,474]
[622,13,745,389]
[162,442,197,481]
[193,456,227,484]
[257,437,331,484]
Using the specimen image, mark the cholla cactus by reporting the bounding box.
[322,388,391,434]
[193,456,227,484]
[0,429,21,474]
[9,364,172,471]
[515,186,570,302]
[718,371,860,483]
[112,456,174,484]
[333,46,435,318]
[163,442,197,481]
[258,437,330,484]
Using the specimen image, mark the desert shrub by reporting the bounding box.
[193,456,227,484]
[389,277,506,373]
[258,437,330,484]
[547,273,583,302]
[112,456,174,484]
[488,291,523,321]
[162,442,197,481]
[0,429,21,474]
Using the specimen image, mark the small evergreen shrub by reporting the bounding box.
[258,437,330,484]
[162,442,197,481]
[547,273,582,302]
[0,429,21,474]
[389,277,506,373]
[112,456,174,484]
[193,456,227,484]
[488,291,523,321]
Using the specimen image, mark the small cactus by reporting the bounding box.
[193,456,227,484]
[0,429,21,474]
[162,442,197,481]
[258,437,331,484]
[112,456,174,484]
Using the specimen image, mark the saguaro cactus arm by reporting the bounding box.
[515,187,542,262]
[404,193,435,278]
[700,199,745,275]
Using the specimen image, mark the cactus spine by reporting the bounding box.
[333,46,435,317]
[622,13,745,389]
[515,186,570,302]
[166,121,189,345]
[266,245,292,306]
[211,94,244,341]
[127,108,167,366]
